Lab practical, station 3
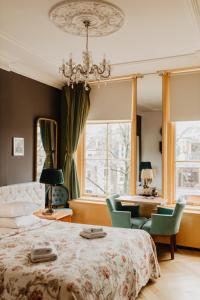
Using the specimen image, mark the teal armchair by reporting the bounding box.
[106,195,147,229]
[142,203,185,259]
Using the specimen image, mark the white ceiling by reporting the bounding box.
[0,0,200,89]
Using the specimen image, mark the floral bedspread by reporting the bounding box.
[0,221,160,300]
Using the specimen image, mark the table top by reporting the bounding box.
[116,195,165,205]
[33,208,73,220]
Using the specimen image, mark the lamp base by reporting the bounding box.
[42,208,54,215]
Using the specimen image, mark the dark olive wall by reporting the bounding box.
[0,68,61,186]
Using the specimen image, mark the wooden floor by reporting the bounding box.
[138,245,200,300]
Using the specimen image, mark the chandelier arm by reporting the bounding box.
[72,64,88,75]
[63,67,71,79]
[99,72,111,79]
[91,64,106,75]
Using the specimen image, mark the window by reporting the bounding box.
[84,121,131,196]
[175,121,200,206]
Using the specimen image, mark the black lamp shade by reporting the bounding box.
[39,168,64,185]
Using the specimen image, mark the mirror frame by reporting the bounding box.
[132,75,164,197]
[34,117,58,181]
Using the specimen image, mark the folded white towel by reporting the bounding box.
[31,242,53,256]
[30,248,57,263]
[30,253,57,263]
[80,230,107,239]
[82,227,103,234]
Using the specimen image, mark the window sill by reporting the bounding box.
[72,198,106,205]
[79,196,106,202]
[72,198,200,215]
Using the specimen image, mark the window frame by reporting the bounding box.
[174,121,200,207]
[77,119,134,198]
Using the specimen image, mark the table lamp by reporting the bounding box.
[40,168,64,214]
[141,169,154,189]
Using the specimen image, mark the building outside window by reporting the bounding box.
[84,121,131,196]
[175,121,200,206]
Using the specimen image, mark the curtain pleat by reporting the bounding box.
[60,83,90,199]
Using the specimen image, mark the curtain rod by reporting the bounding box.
[89,74,143,84]
[89,66,200,84]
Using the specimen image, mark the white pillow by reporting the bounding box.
[0,215,40,228]
[0,202,39,217]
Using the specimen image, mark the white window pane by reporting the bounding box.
[108,123,131,159]
[84,122,131,196]
[108,160,130,195]
[85,123,107,159]
[176,121,200,161]
[85,159,107,195]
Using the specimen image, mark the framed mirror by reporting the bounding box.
[35,118,58,181]
[136,74,162,196]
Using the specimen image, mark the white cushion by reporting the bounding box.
[0,202,39,217]
[0,215,40,228]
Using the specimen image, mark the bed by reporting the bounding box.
[0,182,160,300]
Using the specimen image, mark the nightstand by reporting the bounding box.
[33,208,73,222]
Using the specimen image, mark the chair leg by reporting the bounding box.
[173,234,177,251]
[170,235,174,260]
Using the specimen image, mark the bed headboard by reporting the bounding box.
[0,182,45,207]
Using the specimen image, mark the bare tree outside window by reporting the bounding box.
[84,122,131,196]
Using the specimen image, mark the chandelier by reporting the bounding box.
[60,20,111,88]
[49,0,125,87]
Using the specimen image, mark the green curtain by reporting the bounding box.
[40,120,55,169]
[60,83,90,199]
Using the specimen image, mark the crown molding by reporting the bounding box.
[0,6,200,89]
[0,56,11,71]
[187,0,200,36]
[1,48,199,89]
[0,31,62,89]
[0,54,18,72]
[111,50,200,76]
[11,64,62,89]
[0,30,58,68]
[112,50,200,67]
[0,56,62,90]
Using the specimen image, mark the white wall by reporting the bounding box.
[170,72,200,121]
[141,111,162,190]
[88,80,132,120]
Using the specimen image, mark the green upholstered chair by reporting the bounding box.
[106,195,147,229]
[46,185,69,208]
[142,202,185,259]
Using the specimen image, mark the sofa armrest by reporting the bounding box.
[111,210,131,228]
[151,214,175,235]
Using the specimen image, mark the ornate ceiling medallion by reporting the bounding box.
[49,0,125,37]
